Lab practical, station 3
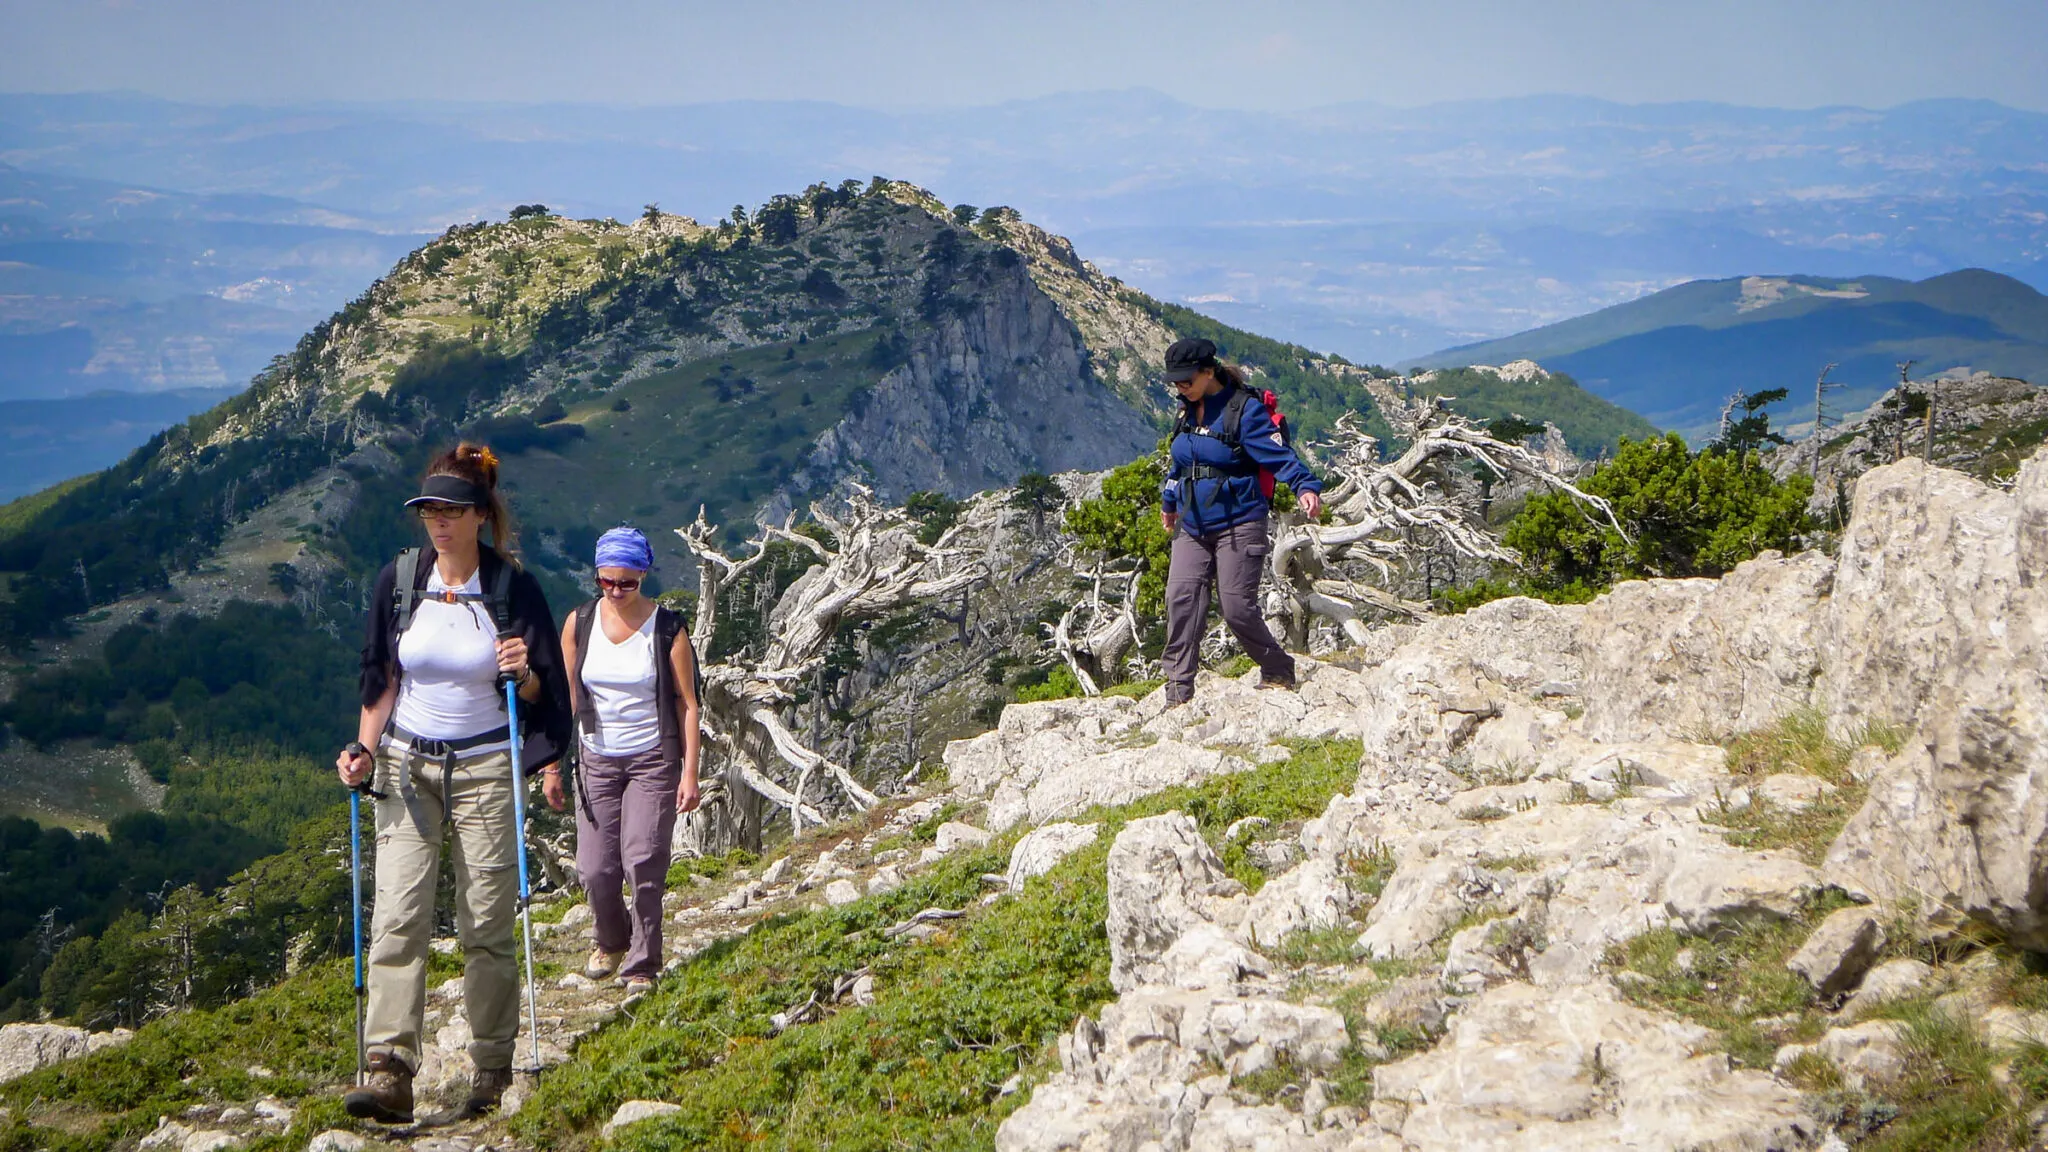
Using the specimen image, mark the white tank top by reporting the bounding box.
[580,608,662,757]
[392,568,508,744]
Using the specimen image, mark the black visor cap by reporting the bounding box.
[404,474,488,508]
[1164,336,1218,382]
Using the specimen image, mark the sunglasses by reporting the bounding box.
[413,503,474,521]
[596,576,642,592]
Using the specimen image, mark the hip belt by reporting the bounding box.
[381,722,514,828]
[384,722,512,758]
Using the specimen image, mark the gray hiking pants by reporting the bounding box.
[1163,518,1293,702]
[575,745,680,980]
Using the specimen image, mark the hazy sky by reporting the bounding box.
[3,0,2044,111]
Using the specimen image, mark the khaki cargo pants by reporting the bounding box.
[364,742,520,1074]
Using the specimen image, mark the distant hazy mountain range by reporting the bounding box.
[3,90,2043,368]
[1409,269,2048,440]
[1,89,2043,486]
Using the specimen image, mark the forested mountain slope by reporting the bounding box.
[1413,269,2048,440]
[0,179,1652,653]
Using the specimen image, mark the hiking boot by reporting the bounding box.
[463,1065,515,1116]
[622,975,654,996]
[1256,673,1297,692]
[584,948,623,979]
[342,1050,414,1124]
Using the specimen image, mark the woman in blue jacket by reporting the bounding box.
[1159,338,1324,704]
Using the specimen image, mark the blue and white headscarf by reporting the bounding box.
[593,525,655,572]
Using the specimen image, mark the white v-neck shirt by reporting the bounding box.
[392,568,507,742]
[579,609,662,757]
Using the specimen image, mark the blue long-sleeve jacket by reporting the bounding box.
[1161,387,1323,537]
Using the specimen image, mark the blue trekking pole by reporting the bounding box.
[502,660,543,1075]
[347,763,385,1088]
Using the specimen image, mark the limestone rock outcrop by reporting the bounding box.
[1823,453,2048,946]
[0,1023,131,1085]
[991,447,2048,1151]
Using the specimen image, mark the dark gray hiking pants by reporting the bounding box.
[1163,519,1293,702]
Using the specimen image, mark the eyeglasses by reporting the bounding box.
[596,576,642,592]
[413,503,473,521]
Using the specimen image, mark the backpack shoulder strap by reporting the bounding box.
[655,605,705,706]
[1219,385,1251,450]
[486,557,516,635]
[393,548,424,634]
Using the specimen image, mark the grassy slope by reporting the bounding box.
[1,740,1363,1152]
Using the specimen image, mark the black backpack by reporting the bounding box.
[571,599,702,710]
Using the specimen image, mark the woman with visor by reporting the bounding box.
[546,527,702,997]
[334,443,569,1123]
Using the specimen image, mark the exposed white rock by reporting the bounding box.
[997,983,1348,1149]
[1159,923,1271,991]
[1661,846,1822,933]
[1823,454,2048,947]
[1774,1019,1907,1090]
[603,1099,683,1136]
[0,1023,102,1084]
[1244,857,1350,950]
[866,865,905,896]
[935,822,991,853]
[1372,981,1812,1150]
[1440,914,1536,994]
[823,879,862,907]
[1006,822,1101,892]
[251,1097,293,1126]
[947,694,1265,832]
[138,1120,191,1151]
[181,1131,240,1152]
[304,1131,365,1152]
[559,903,594,930]
[1844,958,1937,1017]
[759,855,792,884]
[1787,905,1888,998]
[1105,814,1242,993]
[1575,550,1835,744]
[712,880,762,912]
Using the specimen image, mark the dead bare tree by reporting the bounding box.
[675,487,985,852]
[1271,382,1624,647]
[1046,557,1141,697]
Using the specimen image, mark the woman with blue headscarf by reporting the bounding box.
[545,526,702,995]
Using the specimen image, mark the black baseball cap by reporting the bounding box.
[1164,337,1219,383]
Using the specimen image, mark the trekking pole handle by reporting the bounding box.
[344,741,387,800]
[496,625,527,689]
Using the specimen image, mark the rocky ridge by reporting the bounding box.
[977,445,2047,1148]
